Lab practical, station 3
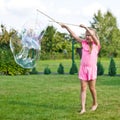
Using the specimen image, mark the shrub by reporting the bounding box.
[0,26,30,75]
[97,60,104,75]
[0,47,30,75]
[30,67,38,74]
[44,66,51,74]
[69,62,78,74]
[57,63,64,74]
[108,57,116,76]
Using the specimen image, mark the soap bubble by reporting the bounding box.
[10,18,46,68]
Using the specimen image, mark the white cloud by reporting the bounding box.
[82,2,107,17]
[6,0,41,9]
[58,8,71,15]
[0,0,120,34]
[0,0,4,8]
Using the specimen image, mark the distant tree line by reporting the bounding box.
[0,10,120,75]
[41,10,120,58]
[0,25,30,75]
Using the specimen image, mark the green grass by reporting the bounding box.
[0,75,120,120]
[36,58,120,74]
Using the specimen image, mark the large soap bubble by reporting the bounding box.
[10,18,46,68]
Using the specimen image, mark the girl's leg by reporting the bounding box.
[88,80,98,111]
[80,80,87,114]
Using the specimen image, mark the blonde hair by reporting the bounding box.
[86,27,99,53]
[88,27,99,39]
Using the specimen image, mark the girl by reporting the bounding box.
[60,24,100,114]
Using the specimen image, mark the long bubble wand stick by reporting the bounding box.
[36,9,79,27]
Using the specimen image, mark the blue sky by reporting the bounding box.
[0,0,120,35]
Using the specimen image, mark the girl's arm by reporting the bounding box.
[60,24,82,43]
[80,24,100,46]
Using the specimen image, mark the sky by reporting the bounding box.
[0,0,120,35]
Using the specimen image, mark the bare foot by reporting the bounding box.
[80,109,86,114]
[91,104,98,111]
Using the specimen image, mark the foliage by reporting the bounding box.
[97,60,104,75]
[69,62,78,74]
[108,57,116,76]
[0,46,30,75]
[40,10,120,59]
[30,67,38,74]
[0,24,30,75]
[41,25,72,59]
[44,66,51,74]
[90,10,120,57]
[57,63,64,74]
[41,25,56,53]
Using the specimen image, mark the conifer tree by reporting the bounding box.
[57,63,64,74]
[108,57,116,76]
[44,66,51,74]
[97,61,104,75]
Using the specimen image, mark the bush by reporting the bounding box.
[69,62,78,74]
[0,47,30,75]
[57,63,64,74]
[97,60,104,75]
[30,67,38,74]
[0,26,30,75]
[108,57,116,76]
[44,66,51,74]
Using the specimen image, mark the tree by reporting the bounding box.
[41,25,72,59]
[97,60,104,75]
[0,25,30,75]
[44,65,51,74]
[90,10,120,57]
[108,57,116,76]
[57,63,64,74]
[69,62,78,75]
[41,25,56,54]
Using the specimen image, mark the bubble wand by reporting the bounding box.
[36,9,79,27]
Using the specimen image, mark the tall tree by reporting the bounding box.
[90,10,120,57]
[0,25,30,75]
[41,25,56,53]
[41,25,72,58]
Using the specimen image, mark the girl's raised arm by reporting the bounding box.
[80,24,100,46]
[60,23,82,43]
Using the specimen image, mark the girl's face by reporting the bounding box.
[85,30,94,43]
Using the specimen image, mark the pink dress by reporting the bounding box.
[79,40,100,81]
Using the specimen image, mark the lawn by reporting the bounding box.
[36,58,120,74]
[0,74,120,120]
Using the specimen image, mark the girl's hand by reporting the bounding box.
[79,24,86,29]
[60,23,68,28]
